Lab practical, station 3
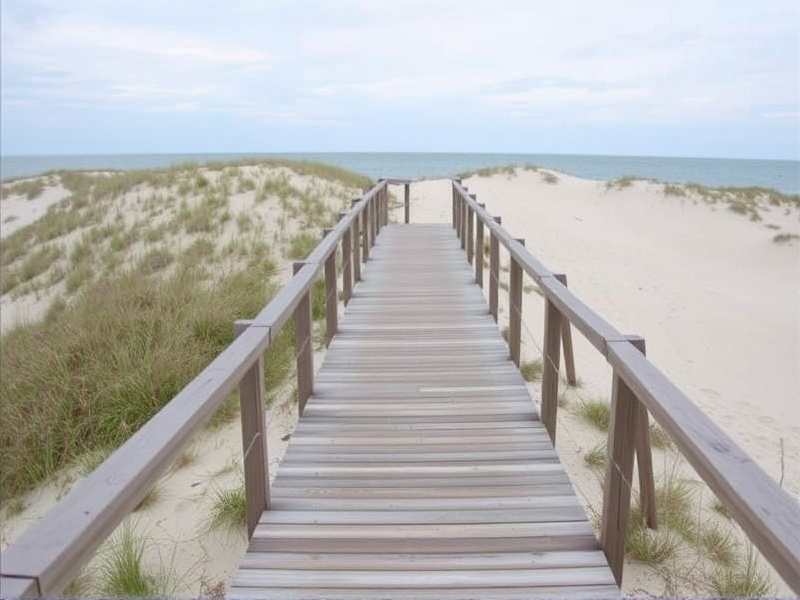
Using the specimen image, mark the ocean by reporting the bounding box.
[2,152,798,194]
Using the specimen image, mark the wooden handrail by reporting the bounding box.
[0,180,389,598]
[452,180,800,593]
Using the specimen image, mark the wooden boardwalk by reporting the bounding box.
[230,224,618,599]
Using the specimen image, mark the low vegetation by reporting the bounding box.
[519,358,543,382]
[574,397,610,431]
[0,160,369,501]
[207,483,247,530]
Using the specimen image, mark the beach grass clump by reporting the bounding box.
[705,544,774,596]
[3,178,46,200]
[541,172,559,185]
[207,484,246,530]
[626,522,680,565]
[662,183,687,197]
[605,175,640,190]
[773,232,800,244]
[574,398,610,431]
[97,524,156,596]
[583,443,606,471]
[519,358,543,382]
[456,165,519,179]
[698,523,738,567]
[649,423,672,449]
[287,231,319,260]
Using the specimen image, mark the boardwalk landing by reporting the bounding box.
[230,224,618,599]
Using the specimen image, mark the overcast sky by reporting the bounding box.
[2,0,798,158]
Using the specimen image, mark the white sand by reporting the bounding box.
[405,172,799,594]
[0,182,72,239]
[2,168,798,595]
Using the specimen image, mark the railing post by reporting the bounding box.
[475,203,485,287]
[404,182,410,224]
[627,335,657,529]
[293,262,314,415]
[351,199,362,282]
[362,200,371,263]
[600,348,642,585]
[540,289,563,443]
[459,188,468,250]
[554,274,577,386]
[341,214,353,305]
[451,180,460,230]
[508,239,524,366]
[322,229,338,347]
[371,190,379,241]
[233,320,270,538]
[489,216,501,322]
[467,194,476,265]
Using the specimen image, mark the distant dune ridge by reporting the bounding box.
[1,161,798,596]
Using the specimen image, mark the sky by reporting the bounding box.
[1,0,798,159]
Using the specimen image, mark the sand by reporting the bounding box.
[2,166,798,595]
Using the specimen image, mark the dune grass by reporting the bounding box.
[574,398,610,431]
[0,263,275,498]
[706,544,774,596]
[97,524,157,596]
[583,443,606,471]
[207,483,246,530]
[519,358,543,382]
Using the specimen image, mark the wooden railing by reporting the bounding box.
[452,179,800,593]
[0,180,398,598]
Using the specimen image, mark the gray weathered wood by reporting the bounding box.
[475,203,485,287]
[467,194,476,265]
[600,363,639,585]
[234,321,271,538]
[540,298,562,443]
[351,199,362,283]
[342,224,353,305]
[553,274,577,386]
[325,251,338,346]
[508,239,524,367]
[489,216,501,322]
[293,262,314,414]
[626,336,656,529]
[404,183,410,224]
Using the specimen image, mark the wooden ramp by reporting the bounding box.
[230,224,618,599]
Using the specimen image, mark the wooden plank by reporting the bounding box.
[228,584,620,600]
[232,566,616,588]
[238,549,609,571]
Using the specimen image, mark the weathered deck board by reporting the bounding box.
[230,224,618,599]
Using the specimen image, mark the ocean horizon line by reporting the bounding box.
[2,151,798,194]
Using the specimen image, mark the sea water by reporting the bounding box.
[2,152,798,194]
